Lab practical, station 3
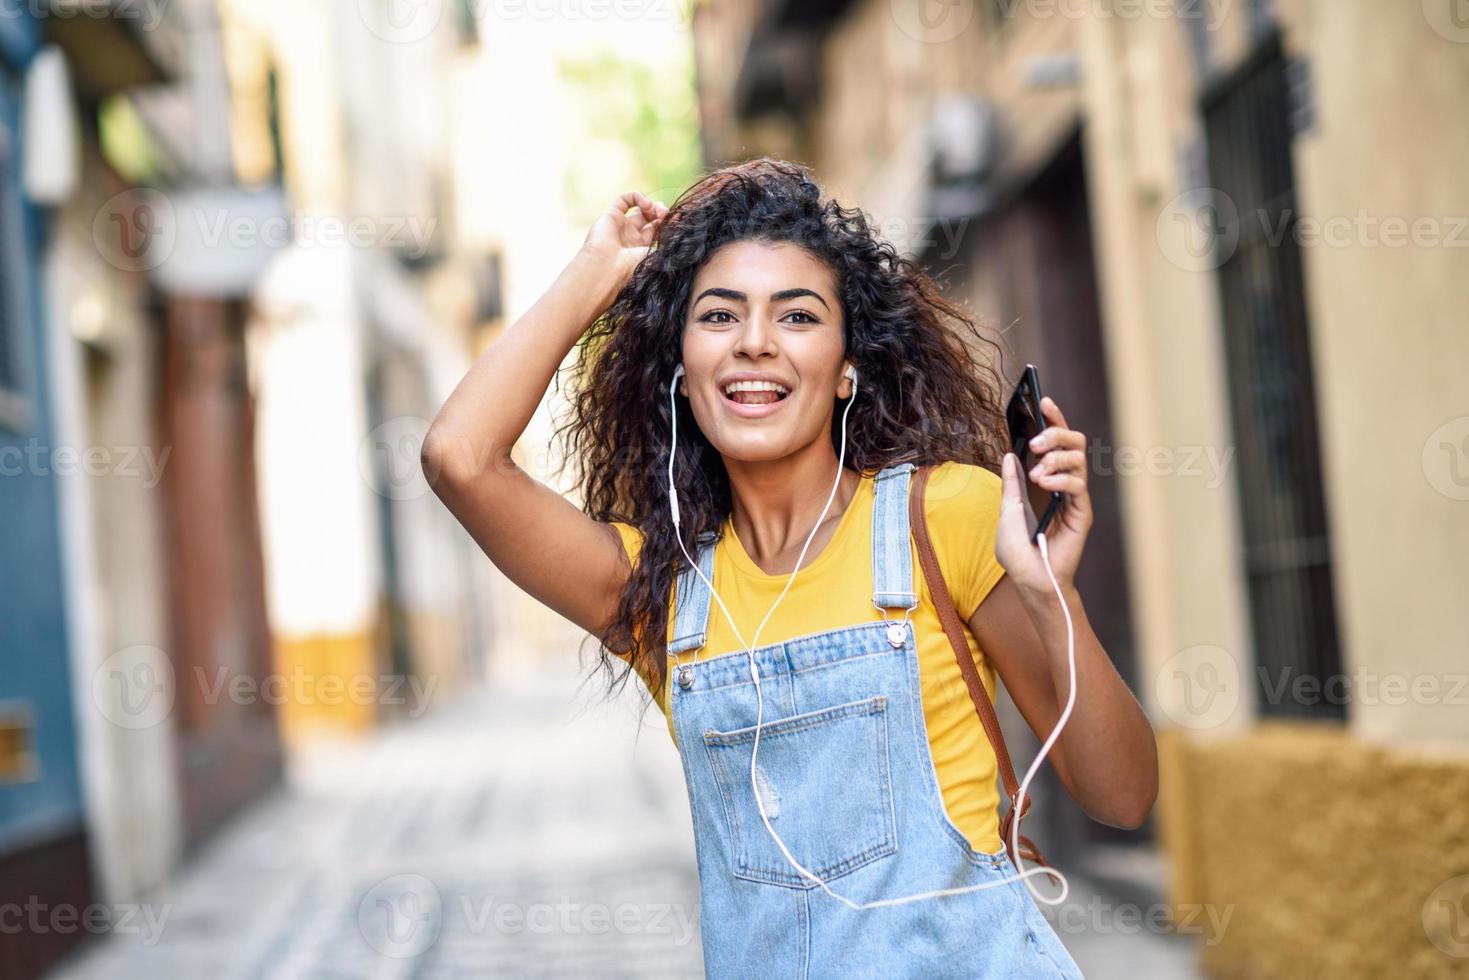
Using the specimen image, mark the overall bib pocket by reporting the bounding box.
[702,694,897,889]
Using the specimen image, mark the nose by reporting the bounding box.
[733,309,778,360]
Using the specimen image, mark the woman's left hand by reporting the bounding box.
[995,395,1093,597]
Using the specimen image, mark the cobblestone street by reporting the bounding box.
[48,627,1202,979]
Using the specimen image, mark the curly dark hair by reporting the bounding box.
[551,157,1011,727]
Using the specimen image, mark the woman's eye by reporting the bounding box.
[697,309,817,324]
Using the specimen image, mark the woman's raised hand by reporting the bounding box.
[580,191,669,292]
[995,395,1094,598]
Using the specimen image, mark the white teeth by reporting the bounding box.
[723,380,789,397]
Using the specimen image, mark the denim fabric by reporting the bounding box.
[667,463,1085,979]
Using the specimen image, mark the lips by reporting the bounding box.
[719,385,790,419]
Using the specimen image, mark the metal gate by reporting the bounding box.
[1202,29,1345,720]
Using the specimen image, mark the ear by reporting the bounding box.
[678,377,687,396]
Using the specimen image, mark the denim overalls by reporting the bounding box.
[666,462,1085,979]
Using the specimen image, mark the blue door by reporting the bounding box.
[0,13,96,980]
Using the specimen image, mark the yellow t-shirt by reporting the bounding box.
[609,460,1008,855]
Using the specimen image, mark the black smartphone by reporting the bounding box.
[1005,363,1066,544]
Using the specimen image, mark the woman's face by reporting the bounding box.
[680,239,851,463]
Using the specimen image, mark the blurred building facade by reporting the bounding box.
[215,0,498,742]
[2,1,294,975]
[3,1,501,976]
[691,1,1469,976]
[0,9,95,979]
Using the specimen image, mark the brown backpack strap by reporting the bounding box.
[909,464,1049,869]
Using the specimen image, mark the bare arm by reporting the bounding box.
[422,191,668,648]
[968,575,1157,829]
[969,397,1159,830]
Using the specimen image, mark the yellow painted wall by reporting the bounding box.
[270,632,380,743]
[1160,725,1469,978]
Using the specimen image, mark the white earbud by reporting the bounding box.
[844,363,858,397]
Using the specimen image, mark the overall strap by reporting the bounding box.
[670,463,924,655]
[908,463,1050,869]
[669,530,717,655]
[871,463,920,612]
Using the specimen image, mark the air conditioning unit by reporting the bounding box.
[927,95,1000,186]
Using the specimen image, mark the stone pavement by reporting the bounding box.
[47,630,1204,979]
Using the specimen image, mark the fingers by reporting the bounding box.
[1030,471,1086,496]
[1028,401,1085,455]
[1000,452,1026,509]
[1025,397,1088,495]
[1040,395,1068,429]
[612,191,662,220]
[611,191,645,214]
[613,193,668,250]
[1029,448,1084,479]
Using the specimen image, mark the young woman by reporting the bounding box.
[424,159,1158,978]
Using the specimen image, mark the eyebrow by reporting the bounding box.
[692,286,831,311]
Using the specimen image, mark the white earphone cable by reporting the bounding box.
[667,367,1073,907]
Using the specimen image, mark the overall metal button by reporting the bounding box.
[677,665,695,689]
[886,622,908,648]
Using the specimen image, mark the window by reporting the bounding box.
[1201,28,1345,720]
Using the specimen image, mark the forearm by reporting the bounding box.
[1018,584,1159,828]
[425,249,624,480]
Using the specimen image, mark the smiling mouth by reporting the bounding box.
[724,389,788,406]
